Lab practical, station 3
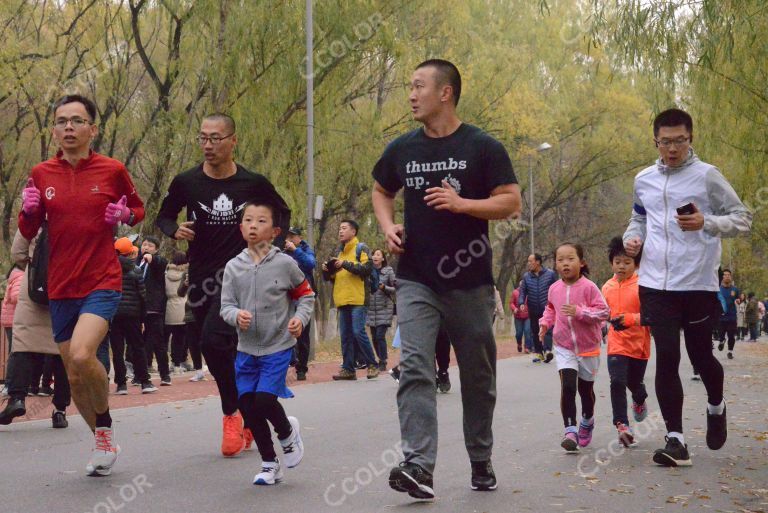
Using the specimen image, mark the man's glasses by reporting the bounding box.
[196,134,235,145]
[53,117,92,129]
[655,137,690,148]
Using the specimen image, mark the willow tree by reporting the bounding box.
[590,0,767,291]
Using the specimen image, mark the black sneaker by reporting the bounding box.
[52,410,68,429]
[115,384,128,395]
[141,382,158,394]
[389,366,400,384]
[652,436,692,467]
[706,403,727,450]
[0,398,26,425]
[727,352,733,360]
[544,351,554,363]
[470,460,497,491]
[436,370,451,393]
[296,371,307,381]
[389,462,435,499]
[717,341,725,351]
[38,386,54,397]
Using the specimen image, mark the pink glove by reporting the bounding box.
[22,178,41,215]
[105,195,131,225]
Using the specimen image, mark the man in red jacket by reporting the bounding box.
[18,95,145,477]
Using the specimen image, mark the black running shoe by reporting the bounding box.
[652,436,692,467]
[52,410,68,429]
[470,460,497,491]
[389,462,435,500]
[717,341,725,351]
[436,370,451,393]
[544,351,554,363]
[706,403,727,450]
[0,398,26,425]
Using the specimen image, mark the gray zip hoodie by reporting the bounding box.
[221,246,315,357]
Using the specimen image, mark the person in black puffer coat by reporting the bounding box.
[111,238,156,394]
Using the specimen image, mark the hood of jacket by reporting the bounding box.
[166,263,188,282]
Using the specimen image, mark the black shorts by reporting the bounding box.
[639,286,720,329]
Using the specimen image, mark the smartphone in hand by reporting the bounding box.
[676,202,695,216]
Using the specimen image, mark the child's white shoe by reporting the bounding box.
[279,416,304,468]
[253,459,283,485]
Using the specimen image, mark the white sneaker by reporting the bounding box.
[125,362,134,381]
[189,370,206,382]
[0,385,8,397]
[279,416,304,468]
[253,459,283,485]
[86,427,121,476]
[173,365,184,375]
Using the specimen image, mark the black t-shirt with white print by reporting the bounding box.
[156,164,290,286]
[372,123,517,293]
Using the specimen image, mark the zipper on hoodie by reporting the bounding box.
[662,172,671,290]
[566,284,579,354]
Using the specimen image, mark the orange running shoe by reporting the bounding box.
[244,427,254,451]
[222,411,245,457]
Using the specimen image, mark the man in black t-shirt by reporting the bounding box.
[156,114,290,458]
[372,60,521,499]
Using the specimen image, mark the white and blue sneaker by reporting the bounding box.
[253,459,283,485]
[279,416,304,468]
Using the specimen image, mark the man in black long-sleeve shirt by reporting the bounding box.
[156,114,290,457]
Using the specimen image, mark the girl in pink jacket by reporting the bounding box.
[539,243,609,452]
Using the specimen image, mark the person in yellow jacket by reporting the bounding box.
[322,220,380,380]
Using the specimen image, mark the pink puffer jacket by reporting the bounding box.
[1,268,24,327]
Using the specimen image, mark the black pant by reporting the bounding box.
[559,368,595,427]
[166,324,188,366]
[190,285,239,416]
[640,287,724,434]
[144,313,169,379]
[719,319,737,351]
[294,320,311,374]
[185,321,203,370]
[369,324,389,367]
[435,325,450,373]
[6,352,70,411]
[238,392,292,462]
[41,355,55,388]
[529,307,553,354]
[4,327,12,355]
[111,317,150,384]
[607,354,648,426]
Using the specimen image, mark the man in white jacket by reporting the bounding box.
[623,108,752,467]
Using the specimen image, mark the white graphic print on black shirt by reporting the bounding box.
[372,123,517,292]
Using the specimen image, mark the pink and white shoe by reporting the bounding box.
[561,430,579,452]
[578,417,594,447]
[632,401,648,422]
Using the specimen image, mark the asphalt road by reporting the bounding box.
[1,340,767,513]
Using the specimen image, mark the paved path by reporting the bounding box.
[1,340,767,513]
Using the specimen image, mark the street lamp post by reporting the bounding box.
[528,142,552,255]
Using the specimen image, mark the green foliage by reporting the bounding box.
[591,0,767,294]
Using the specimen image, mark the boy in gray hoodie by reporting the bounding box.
[221,201,315,486]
